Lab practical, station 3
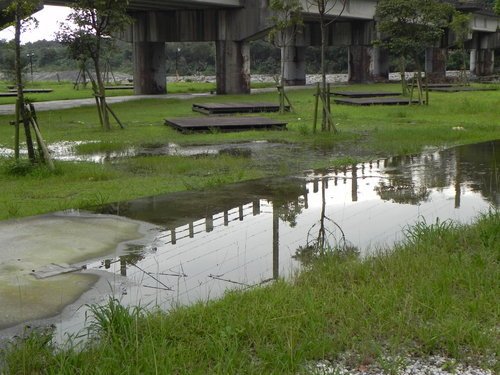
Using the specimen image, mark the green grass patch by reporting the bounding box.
[1,211,498,374]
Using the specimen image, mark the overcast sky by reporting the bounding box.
[0,5,72,43]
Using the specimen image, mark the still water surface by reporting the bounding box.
[0,140,498,340]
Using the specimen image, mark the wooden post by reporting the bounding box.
[313,83,320,133]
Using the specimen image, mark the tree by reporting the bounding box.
[495,0,500,14]
[57,0,130,131]
[3,0,53,169]
[305,0,348,132]
[449,11,471,85]
[268,0,303,114]
[375,0,452,104]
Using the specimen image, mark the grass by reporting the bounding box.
[0,80,276,104]
[1,83,499,221]
[1,211,498,374]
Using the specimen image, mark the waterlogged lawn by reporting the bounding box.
[1,212,498,374]
[0,83,499,220]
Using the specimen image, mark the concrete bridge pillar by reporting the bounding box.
[371,47,390,82]
[425,48,447,82]
[470,49,495,76]
[133,42,166,95]
[282,46,306,86]
[215,40,251,94]
[348,21,388,83]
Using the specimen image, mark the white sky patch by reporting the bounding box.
[0,5,72,44]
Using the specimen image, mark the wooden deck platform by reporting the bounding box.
[333,97,420,106]
[330,91,401,98]
[192,102,288,115]
[166,116,287,132]
[427,86,498,92]
[105,85,134,90]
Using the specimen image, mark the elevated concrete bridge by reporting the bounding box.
[1,0,499,94]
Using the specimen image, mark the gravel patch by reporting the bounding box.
[304,355,496,375]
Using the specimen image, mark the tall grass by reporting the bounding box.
[1,211,498,374]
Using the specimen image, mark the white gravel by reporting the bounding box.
[304,355,496,375]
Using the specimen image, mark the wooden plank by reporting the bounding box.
[192,102,289,115]
[427,86,498,92]
[330,91,401,98]
[166,116,287,132]
[7,89,53,93]
[105,85,134,90]
[333,97,419,106]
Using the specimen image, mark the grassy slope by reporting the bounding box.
[2,212,498,374]
[0,83,499,221]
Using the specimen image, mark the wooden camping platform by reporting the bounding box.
[166,116,288,132]
[0,92,17,97]
[192,102,288,115]
[333,97,420,106]
[427,86,498,93]
[330,91,401,98]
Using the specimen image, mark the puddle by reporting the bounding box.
[1,141,302,165]
[0,140,498,341]
[0,212,155,330]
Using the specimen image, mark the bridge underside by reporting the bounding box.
[1,0,498,94]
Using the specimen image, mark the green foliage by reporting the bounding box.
[375,0,453,61]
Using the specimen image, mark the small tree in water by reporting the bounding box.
[57,0,130,131]
[375,0,452,104]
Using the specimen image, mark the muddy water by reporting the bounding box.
[0,140,498,340]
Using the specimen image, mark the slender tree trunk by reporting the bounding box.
[93,55,111,131]
[14,5,35,163]
[320,14,329,131]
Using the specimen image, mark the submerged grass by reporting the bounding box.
[1,211,498,374]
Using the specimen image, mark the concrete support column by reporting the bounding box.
[215,40,251,95]
[471,49,495,76]
[371,46,390,81]
[282,46,306,86]
[348,45,371,83]
[133,42,166,95]
[425,47,447,82]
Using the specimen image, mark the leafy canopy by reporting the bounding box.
[375,0,453,59]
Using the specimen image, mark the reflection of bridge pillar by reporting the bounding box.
[120,258,127,277]
[425,48,447,82]
[215,40,251,94]
[206,215,214,232]
[282,46,306,86]
[272,204,279,280]
[253,200,261,216]
[171,229,177,245]
[351,165,358,202]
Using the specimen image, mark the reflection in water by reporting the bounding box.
[1,141,498,338]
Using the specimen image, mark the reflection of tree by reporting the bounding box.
[293,177,358,265]
[375,180,431,205]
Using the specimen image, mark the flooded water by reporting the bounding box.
[0,140,498,342]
